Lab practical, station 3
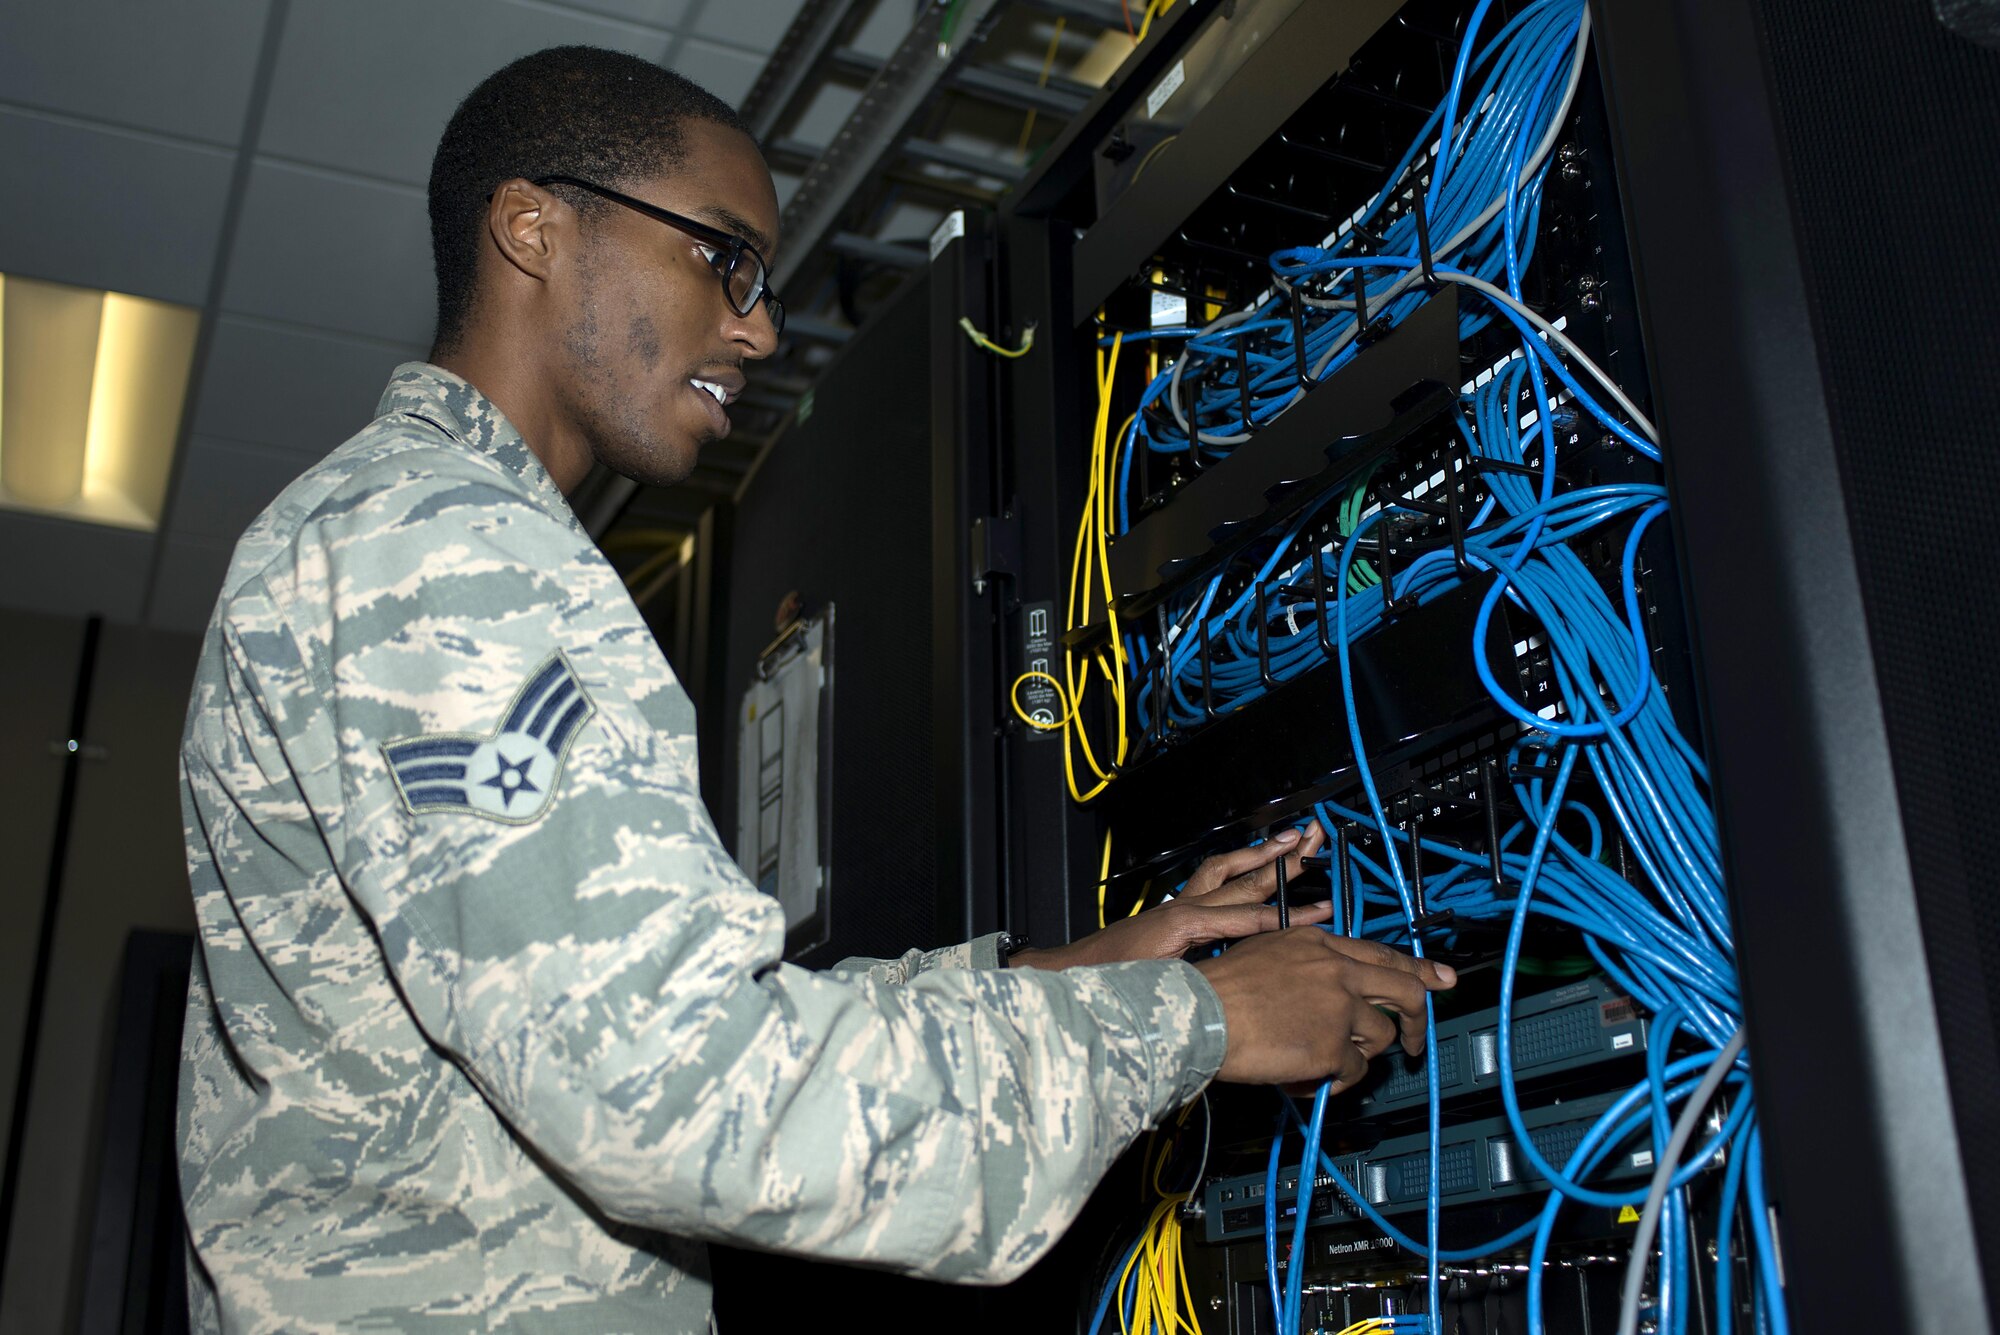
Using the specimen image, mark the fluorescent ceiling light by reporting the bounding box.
[0,274,200,531]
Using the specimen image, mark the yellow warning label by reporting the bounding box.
[1617,1205,1642,1224]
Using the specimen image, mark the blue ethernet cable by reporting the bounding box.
[1266,1123,1287,1326]
[1745,1130,1790,1335]
[1285,1086,1333,1332]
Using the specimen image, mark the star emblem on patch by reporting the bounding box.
[380,651,596,823]
[480,746,544,809]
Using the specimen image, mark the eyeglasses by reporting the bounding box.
[533,174,785,335]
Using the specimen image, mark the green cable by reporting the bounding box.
[936,0,969,55]
[1338,483,1380,592]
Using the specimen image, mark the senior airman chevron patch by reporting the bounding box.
[381,651,596,823]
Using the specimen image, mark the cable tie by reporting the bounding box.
[1287,282,1321,392]
[1413,193,1440,291]
[1235,336,1260,433]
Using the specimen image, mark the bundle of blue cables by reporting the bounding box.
[1117,0,1583,470]
[1088,0,1786,1331]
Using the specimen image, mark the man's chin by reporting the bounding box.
[597,434,703,489]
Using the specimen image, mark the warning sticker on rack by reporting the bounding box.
[929,209,966,261]
[1017,600,1060,738]
[1147,59,1186,118]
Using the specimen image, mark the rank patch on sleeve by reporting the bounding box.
[381,651,596,823]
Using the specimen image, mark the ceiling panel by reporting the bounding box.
[789,80,864,150]
[165,437,315,548]
[666,37,770,108]
[685,0,809,52]
[0,109,234,306]
[222,161,433,345]
[0,0,270,148]
[189,317,424,459]
[550,0,694,28]
[146,534,236,634]
[259,0,679,187]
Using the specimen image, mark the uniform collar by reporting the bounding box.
[375,362,580,532]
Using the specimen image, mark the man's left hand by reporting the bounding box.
[1008,822,1331,971]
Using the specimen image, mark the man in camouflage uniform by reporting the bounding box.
[178,47,1453,1333]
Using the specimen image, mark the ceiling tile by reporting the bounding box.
[788,81,863,151]
[686,0,807,52]
[189,317,423,458]
[0,512,151,623]
[0,109,233,306]
[147,535,236,634]
[847,1,917,58]
[549,0,693,28]
[0,0,269,148]
[165,437,315,547]
[259,0,677,186]
[222,161,433,346]
[667,37,769,108]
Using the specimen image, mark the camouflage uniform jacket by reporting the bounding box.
[177,362,1227,1333]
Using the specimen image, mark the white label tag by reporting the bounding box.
[1146,59,1186,118]
[929,209,966,261]
[1631,1150,1655,1169]
[1150,288,1187,328]
[1612,1033,1635,1050]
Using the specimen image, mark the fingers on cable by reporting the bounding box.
[1351,1002,1400,1061]
[1285,901,1333,928]
[1328,1035,1371,1091]
[1321,934,1456,988]
[1187,830,1301,901]
[1326,959,1433,1055]
[1180,903,1270,945]
[1276,820,1326,879]
[1188,900,1329,943]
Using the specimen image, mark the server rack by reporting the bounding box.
[912,0,2000,1329]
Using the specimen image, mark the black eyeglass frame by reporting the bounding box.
[533,174,785,334]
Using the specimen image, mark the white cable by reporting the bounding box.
[1434,269,1660,443]
[1189,1089,1213,1197]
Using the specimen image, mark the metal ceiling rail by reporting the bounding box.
[768,0,1009,294]
[737,0,867,142]
[598,0,1131,539]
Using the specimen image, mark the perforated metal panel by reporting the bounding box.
[1750,0,2000,1290]
[1507,1003,1602,1070]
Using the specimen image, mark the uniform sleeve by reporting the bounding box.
[830,934,1005,983]
[230,452,1226,1283]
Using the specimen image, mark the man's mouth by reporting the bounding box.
[689,377,735,437]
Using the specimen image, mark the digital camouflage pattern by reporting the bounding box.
[177,363,1227,1333]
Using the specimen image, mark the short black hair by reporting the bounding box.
[428,46,747,353]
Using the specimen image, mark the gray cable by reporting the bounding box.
[1616,1027,1749,1335]
[1189,1089,1213,1196]
[1426,270,1660,442]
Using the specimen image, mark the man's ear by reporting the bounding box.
[488,179,558,281]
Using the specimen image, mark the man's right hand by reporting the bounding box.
[1193,930,1456,1089]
